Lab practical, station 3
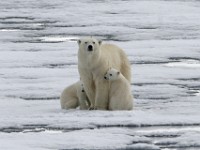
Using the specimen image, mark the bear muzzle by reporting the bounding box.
[88,45,93,51]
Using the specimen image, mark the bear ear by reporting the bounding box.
[117,71,120,75]
[98,40,102,45]
[77,39,81,45]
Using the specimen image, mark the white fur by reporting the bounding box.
[60,81,89,110]
[78,37,131,110]
[104,68,133,110]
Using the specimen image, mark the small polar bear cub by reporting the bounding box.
[104,68,133,110]
[60,81,90,110]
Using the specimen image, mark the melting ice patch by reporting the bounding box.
[195,90,200,96]
[0,29,20,32]
[165,59,200,68]
[135,126,200,134]
[31,23,43,27]
[39,36,79,42]
[22,128,63,134]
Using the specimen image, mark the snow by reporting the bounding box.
[1,0,200,149]
[164,59,200,68]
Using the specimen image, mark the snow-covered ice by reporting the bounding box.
[0,0,200,149]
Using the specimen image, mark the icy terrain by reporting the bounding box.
[0,0,200,149]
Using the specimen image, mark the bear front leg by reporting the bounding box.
[79,99,89,110]
[94,79,109,110]
[82,79,95,109]
[78,93,89,110]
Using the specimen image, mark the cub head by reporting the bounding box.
[104,68,120,81]
[77,37,102,53]
[80,82,85,93]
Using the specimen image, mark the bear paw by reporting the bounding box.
[88,106,97,110]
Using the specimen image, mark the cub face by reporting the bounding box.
[77,37,102,53]
[104,68,120,81]
[80,83,85,93]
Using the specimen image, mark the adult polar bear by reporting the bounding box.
[78,37,131,110]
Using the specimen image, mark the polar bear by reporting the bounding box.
[60,81,90,110]
[78,37,131,110]
[104,68,133,110]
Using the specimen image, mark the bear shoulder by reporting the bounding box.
[100,43,122,52]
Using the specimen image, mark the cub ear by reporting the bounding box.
[117,71,120,75]
[98,40,102,45]
[77,39,81,45]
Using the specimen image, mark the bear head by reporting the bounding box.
[77,37,102,53]
[104,68,120,81]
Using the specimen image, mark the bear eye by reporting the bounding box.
[93,42,95,44]
[85,42,88,44]
[110,74,112,76]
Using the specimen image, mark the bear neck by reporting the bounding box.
[78,48,101,69]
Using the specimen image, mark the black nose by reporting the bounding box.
[104,76,107,80]
[88,45,93,51]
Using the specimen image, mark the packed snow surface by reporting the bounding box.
[0,0,200,149]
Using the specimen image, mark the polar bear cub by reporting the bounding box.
[104,68,133,110]
[60,81,90,110]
